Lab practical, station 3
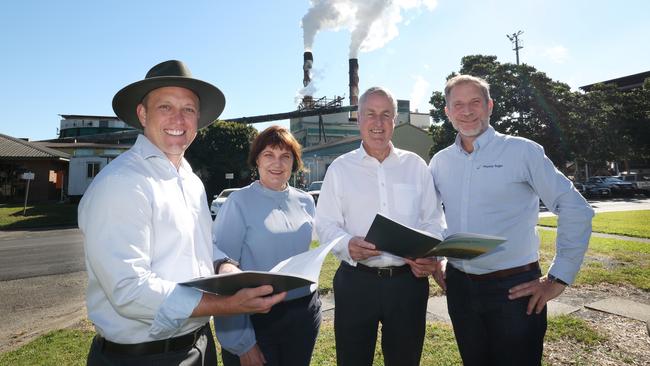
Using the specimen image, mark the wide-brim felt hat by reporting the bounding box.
[112,60,226,129]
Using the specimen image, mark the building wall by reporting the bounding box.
[0,159,68,202]
[392,123,433,161]
[300,123,433,185]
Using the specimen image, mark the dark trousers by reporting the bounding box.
[333,262,429,366]
[86,324,217,366]
[446,264,547,366]
[221,291,321,366]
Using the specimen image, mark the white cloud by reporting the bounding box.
[410,75,431,112]
[543,45,569,64]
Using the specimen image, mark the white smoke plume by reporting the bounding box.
[302,0,437,58]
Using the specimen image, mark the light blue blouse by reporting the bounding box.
[211,180,316,355]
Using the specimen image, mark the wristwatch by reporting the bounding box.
[547,273,569,286]
[213,258,240,273]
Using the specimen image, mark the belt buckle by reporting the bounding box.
[377,267,393,278]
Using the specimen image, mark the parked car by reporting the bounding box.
[579,180,612,198]
[210,188,240,218]
[620,173,650,195]
[585,176,635,197]
[307,181,323,205]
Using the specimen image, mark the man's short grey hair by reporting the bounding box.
[444,75,491,104]
[358,86,398,116]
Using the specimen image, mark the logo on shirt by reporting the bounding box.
[482,164,503,168]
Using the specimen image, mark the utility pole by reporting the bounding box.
[506,30,524,65]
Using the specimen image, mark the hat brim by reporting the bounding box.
[112,76,225,130]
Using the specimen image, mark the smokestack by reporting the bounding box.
[349,58,359,120]
[302,51,314,109]
[303,51,313,87]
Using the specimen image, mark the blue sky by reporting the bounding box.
[1,0,649,141]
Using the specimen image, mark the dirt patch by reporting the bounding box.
[0,271,87,353]
[544,283,650,365]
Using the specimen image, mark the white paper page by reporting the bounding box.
[270,236,343,292]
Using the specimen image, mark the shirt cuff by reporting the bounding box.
[547,258,580,285]
[149,284,202,338]
[331,234,355,265]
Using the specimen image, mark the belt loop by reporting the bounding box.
[163,338,171,353]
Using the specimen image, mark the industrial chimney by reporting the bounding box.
[302,51,314,109]
[303,51,313,87]
[349,58,359,120]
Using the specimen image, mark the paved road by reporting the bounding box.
[0,227,84,281]
[539,196,650,217]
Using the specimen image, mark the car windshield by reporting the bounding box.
[603,177,624,183]
[309,182,322,191]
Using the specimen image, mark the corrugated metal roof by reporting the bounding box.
[0,133,70,160]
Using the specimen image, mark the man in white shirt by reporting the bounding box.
[315,86,445,366]
[429,74,593,365]
[79,60,285,366]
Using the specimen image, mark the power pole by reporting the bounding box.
[506,30,524,65]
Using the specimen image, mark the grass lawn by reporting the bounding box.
[539,230,650,290]
[538,210,650,238]
[0,203,78,229]
[0,314,606,366]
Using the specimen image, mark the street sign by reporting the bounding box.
[225,173,234,179]
[21,172,35,180]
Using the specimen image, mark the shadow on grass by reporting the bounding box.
[0,203,78,230]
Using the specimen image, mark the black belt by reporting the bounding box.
[458,261,540,281]
[99,323,209,356]
[344,262,411,278]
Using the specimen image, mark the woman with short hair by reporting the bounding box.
[213,125,321,366]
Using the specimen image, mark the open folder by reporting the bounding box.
[365,213,506,259]
[180,236,342,295]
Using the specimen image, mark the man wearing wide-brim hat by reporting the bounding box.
[79,60,286,366]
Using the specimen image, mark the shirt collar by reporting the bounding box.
[252,180,290,199]
[453,125,496,154]
[355,141,397,162]
[133,134,191,172]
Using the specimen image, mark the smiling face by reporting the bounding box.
[445,81,493,146]
[358,91,395,162]
[256,145,294,191]
[136,86,200,168]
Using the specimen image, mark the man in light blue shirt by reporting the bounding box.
[429,75,593,366]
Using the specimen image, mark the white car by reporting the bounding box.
[210,188,240,218]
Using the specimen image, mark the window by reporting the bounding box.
[87,162,101,178]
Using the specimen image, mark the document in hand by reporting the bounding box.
[364,213,506,259]
[179,236,343,295]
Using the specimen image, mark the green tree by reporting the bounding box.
[185,121,258,200]
[570,78,650,175]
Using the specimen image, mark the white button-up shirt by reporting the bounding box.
[315,143,445,267]
[79,135,221,343]
[429,126,594,283]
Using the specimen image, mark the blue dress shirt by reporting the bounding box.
[429,126,593,284]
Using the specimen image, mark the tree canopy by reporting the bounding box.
[185,121,258,200]
[429,55,650,176]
